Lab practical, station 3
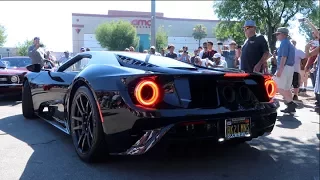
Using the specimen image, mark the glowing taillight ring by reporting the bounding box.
[134,80,160,106]
[264,79,277,98]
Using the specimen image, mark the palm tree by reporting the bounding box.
[192,24,208,47]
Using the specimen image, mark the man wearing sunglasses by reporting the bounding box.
[240,20,270,73]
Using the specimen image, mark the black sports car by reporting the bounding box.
[22,51,279,162]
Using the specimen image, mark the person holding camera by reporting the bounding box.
[178,46,191,63]
[217,41,238,69]
[28,37,46,69]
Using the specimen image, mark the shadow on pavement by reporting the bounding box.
[0,114,318,180]
[276,115,302,129]
[0,96,22,106]
[276,98,315,109]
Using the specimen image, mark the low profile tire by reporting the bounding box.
[22,81,36,119]
[70,86,108,163]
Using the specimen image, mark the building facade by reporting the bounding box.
[72,10,222,53]
[0,47,18,58]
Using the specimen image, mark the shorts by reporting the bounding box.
[273,65,294,91]
[292,72,300,88]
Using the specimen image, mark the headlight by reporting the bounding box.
[10,75,19,83]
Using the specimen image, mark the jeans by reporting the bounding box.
[310,72,316,88]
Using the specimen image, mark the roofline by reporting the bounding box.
[1,56,29,58]
[72,13,220,23]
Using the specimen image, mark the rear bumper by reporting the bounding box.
[106,104,278,155]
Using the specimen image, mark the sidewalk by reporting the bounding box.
[275,78,316,108]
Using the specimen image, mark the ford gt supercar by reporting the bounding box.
[22,51,279,162]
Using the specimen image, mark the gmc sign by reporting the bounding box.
[131,19,151,27]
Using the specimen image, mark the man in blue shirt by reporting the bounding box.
[273,27,297,113]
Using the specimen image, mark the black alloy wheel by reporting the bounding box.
[70,86,108,162]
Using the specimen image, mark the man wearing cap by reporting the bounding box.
[28,37,46,69]
[240,20,270,73]
[149,46,161,56]
[80,47,86,53]
[274,27,296,113]
[58,51,71,65]
[218,41,238,68]
[207,53,228,68]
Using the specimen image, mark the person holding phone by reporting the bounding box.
[178,46,191,63]
[28,37,46,70]
[217,41,238,69]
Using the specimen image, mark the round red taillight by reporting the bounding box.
[134,80,161,106]
[264,79,277,98]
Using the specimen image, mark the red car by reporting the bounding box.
[0,56,31,98]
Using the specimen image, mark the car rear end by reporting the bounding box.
[97,72,278,155]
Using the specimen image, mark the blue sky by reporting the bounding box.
[0,1,306,52]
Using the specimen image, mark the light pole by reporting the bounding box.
[6,49,10,57]
[150,0,156,47]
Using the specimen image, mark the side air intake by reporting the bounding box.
[116,55,158,68]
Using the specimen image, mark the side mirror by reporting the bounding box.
[26,64,41,72]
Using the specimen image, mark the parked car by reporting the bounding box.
[22,51,279,163]
[0,56,54,99]
[0,60,28,98]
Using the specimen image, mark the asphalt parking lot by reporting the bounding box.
[0,98,319,180]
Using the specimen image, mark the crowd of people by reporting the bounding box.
[128,19,319,114]
[28,19,320,114]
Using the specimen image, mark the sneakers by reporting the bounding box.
[280,101,297,114]
[299,88,306,93]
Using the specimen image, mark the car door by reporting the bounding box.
[35,54,92,124]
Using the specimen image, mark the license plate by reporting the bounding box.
[0,77,7,81]
[225,117,251,139]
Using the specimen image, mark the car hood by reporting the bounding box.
[8,67,28,71]
[0,68,28,75]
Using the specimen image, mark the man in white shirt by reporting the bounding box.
[208,53,228,68]
[291,40,306,101]
[194,53,227,69]
[149,46,161,56]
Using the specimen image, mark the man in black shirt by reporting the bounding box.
[202,41,217,60]
[240,20,270,73]
[165,44,177,59]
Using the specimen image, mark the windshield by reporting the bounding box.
[0,61,6,68]
[116,52,197,69]
[0,57,32,68]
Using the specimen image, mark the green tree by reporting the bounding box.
[192,24,207,47]
[16,39,33,56]
[0,24,7,47]
[95,20,139,51]
[299,6,320,42]
[156,26,168,52]
[213,0,314,51]
[214,21,246,45]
